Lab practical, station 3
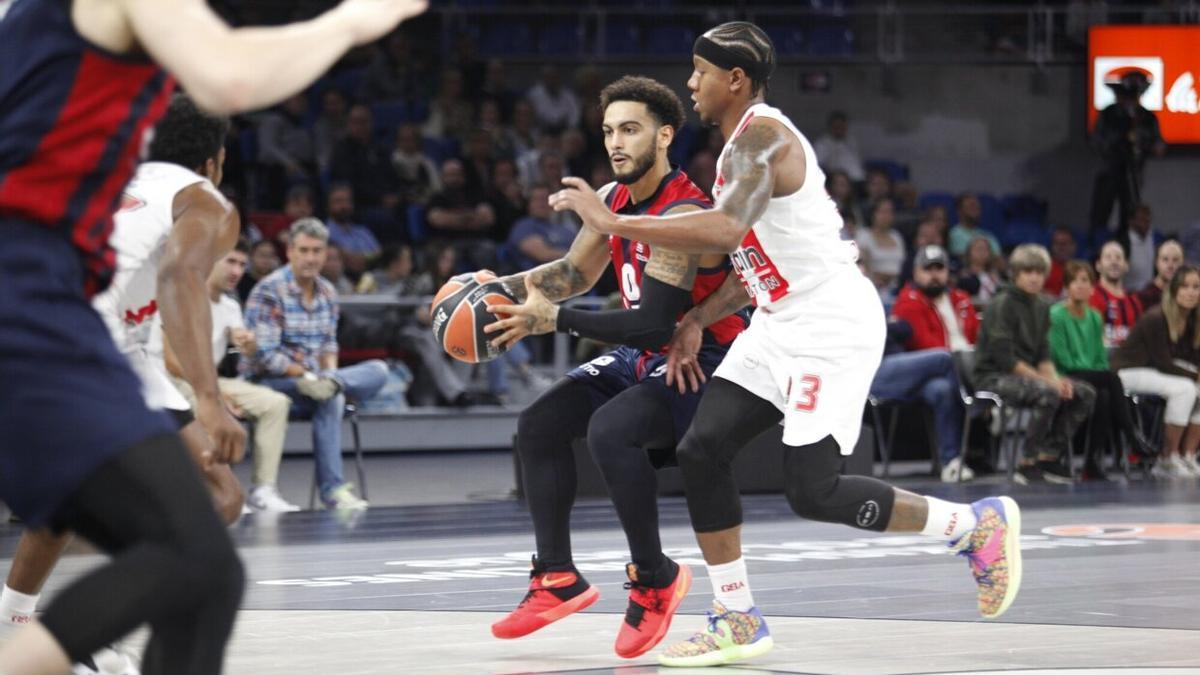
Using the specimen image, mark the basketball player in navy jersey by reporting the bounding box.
[0,1,426,673]
[481,76,749,659]
[552,22,1022,667]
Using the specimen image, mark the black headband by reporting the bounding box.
[693,35,773,83]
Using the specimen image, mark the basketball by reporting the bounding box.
[431,270,516,363]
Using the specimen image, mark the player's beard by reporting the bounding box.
[612,148,656,185]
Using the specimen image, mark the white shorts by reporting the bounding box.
[124,346,191,413]
[713,270,885,454]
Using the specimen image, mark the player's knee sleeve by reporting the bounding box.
[783,435,895,532]
[676,425,743,533]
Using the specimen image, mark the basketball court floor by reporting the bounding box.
[2,468,1198,674]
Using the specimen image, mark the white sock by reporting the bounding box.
[706,558,755,612]
[0,585,39,626]
[921,496,977,541]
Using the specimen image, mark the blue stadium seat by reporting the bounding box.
[324,67,366,98]
[864,159,909,183]
[604,20,641,56]
[668,124,699,165]
[1000,193,1047,226]
[807,25,854,56]
[407,205,428,244]
[239,128,257,163]
[764,25,805,56]
[371,101,410,138]
[539,22,582,56]
[422,137,460,165]
[978,193,1004,234]
[918,191,957,218]
[408,100,429,124]
[480,22,535,56]
[645,26,696,56]
[1001,219,1051,250]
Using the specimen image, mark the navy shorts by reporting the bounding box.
[565,343,728,444]
[0,221,175,526]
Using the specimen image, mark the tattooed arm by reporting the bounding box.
[549,118,797,254]
[664,271,751,393]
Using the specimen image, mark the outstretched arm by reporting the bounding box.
[549,119,795,254]
[118,0,427,113]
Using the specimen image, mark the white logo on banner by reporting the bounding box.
[1093,56,1164,111]
[1166,72,1200,114]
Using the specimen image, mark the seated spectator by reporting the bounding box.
[243,219,388,510]
[507,186,577,271]
[1112,264,1200,477]
[462,128,496,197]
[1049,260,1155,480]
[517,134,560,193]
[1138,239,1184,309]
[481,58,518,120]
[688,150,718,199]
[1090,241,1144,348]
[357,244,431,296]
[948,192,1001,258]
[858,168,892,219]
[320,245,356,295]
[561,128,590,178]
[1119,203,1161,292]
[284,184,315,222]
[526,65,580,134]
[825,169,864,229]
[506,99,540,160]
[478,98,516,160]
[238,239,281,304]
[1044,226,1077,297]
[391,123,441,207]
[359,32,425,103]
[924,204,950,242]
[489,158,527,234]
[957,236,1005,305]
[330,104,401,211]
[813,110,865,182]
[427,159,498,268]
[313,88,349,174]
[892,245,979,352]
[422,68,475,143]
[166,241,298,512]
[256,93,314,209]
[892,180,923,239]
[898,220,946,286]
[973,244,1096,485]
[856,197,906,294]
[325,184,382,276]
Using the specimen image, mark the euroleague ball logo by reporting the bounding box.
[1093,57,1164,111]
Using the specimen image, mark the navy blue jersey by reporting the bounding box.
[0,0,176,296]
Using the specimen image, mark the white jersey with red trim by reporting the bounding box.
[91,161,220,410]
[713,103,858,308]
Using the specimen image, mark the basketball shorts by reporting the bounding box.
[0,220,176,526]
[566,343,729,444]
[714,269,885,454]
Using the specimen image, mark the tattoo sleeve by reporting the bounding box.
[686,272,750,328]
[644,247,700,290]
[714,121,789,231]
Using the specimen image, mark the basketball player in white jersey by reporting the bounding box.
[0,95,245,675]
[551,22,1023,667]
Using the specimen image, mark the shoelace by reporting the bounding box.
[951,530,999,586]
[682,609,730,643]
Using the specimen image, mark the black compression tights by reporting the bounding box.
[39,433,244,675]
[677,378,895,533]
[517,378,676,571]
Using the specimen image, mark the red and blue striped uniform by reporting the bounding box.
[0,0,176,297]
[604,167,749,350]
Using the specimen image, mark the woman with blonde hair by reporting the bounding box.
[1112,264,1200,477]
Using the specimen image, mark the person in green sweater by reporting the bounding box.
[974,244,1097,485]
[1049,260,1157,480]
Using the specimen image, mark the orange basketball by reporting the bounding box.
[431,270,516,363]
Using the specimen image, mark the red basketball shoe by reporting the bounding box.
[491,558,599,639]
[614,559,692,658]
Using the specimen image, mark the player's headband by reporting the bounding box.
[692,35,773,83]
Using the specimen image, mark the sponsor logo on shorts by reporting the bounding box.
[856,500,880,528]
[742,354,760,369]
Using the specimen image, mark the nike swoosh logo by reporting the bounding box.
[540,574,574,588]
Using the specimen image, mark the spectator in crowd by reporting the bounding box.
[1119,203,1160,293]
[239,239,282,304]
[948,192,1001,258]
[359,32,425,103]
[688,149,718,199]
[506,99,540,160]
[391,123,441,208]
[462,128,496,197]
[477,98,516,160]
[330,104,401,211]
[517,134,559,192]
[1044,226,1077,297]
[858,168,892,218]
[480,58,518,118]
[1089,71,1166,243]
[320,245,356,295]
[825,169,864,228]
[892,245,980,352]
[813,110,865,182]
[526,65,580,134]
[898,220,946,286]
[973,244,1097,485]
[313,88,349,174]
[325,184,383,278]
[1138,239,1185,309]
[1049,260,1156,480]
[958,236,1005,305]
[243,219,388,510]
[1090,241,1144,348]
[506,185,577,271]
[891,180,923,239]
[856,197,906,294]
[1112,264,1200,477]
[535,150,567,195]
[165,241,299,512]
[284,184,315,222]
[423,68,475,143]
[488,158,527,234]
[357,244,430,296]
[561,128,591,178]
[924,204,950,241]
[256,93,315,209]
[427,159,498,267]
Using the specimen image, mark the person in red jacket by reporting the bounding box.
[892,245,980,352]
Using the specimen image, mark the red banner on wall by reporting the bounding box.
[1089,26,1200,144]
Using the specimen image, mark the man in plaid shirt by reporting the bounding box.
[244,218,388,510]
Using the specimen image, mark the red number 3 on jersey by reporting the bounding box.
[791,374,822,412]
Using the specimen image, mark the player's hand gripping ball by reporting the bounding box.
[431,271,516,363]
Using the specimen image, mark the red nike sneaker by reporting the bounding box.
[491,558,599,639]
[614,558,692,658]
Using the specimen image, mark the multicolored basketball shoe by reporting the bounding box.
[614,559,692,659]
[491,557,599,639]
[657,600,773,667]
[952,495,1023,619]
